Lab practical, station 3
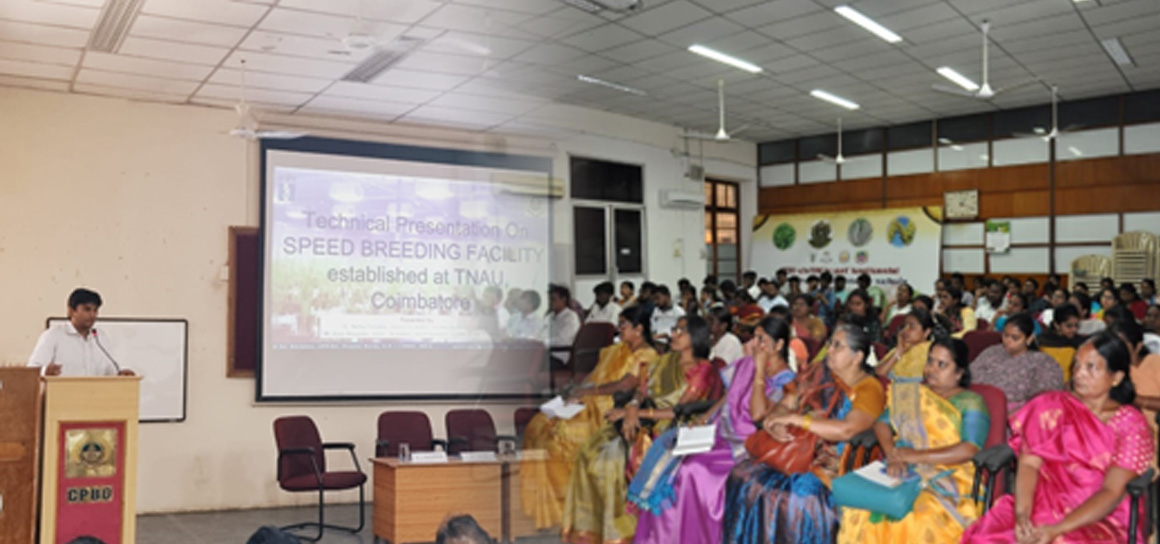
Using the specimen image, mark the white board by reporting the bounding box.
[48,318,187,422]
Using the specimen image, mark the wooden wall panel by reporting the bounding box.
[759,153,1158,219]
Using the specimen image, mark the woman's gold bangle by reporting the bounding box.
[802,414,813,432]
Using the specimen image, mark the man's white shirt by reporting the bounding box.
[651,305,686,340]
[28,322,119,376]
[974,297,1007,323]
[757,295,789,313]
[586,301,622,325]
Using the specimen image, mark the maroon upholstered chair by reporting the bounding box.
[375,411,446,458]
[963,330,1002,363]
[514,407,539,442]
[567,322,618,384]
[273,416,366,542]
[445,409,516,455]
[883,314,908,342]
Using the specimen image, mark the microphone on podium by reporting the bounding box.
[92,329,123,374]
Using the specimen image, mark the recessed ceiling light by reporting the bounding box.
[1101,37,1134,66]
[577,74,647,96]
[810,89,860,110]
[936,67,980,92]
[1068,146,1084,157]
[688,44,762,74]
[1033,127,1046,135]
[834,5,903,44]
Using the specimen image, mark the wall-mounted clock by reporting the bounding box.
[944,189,979,220]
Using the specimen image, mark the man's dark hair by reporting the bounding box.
[806,274,819,282]
[621,280,635,292]
[788,275,801,284]
[1075,281,1089,291]
[742,271,757,281]
[655,284,671,297]
[639,281,657,295]
[1025,277,1039,289]
[719,280,738,296]
[435,515,495,544]
[951,272,965,282]
[857,273,872,284]
[820,271,832,282]
[68,288,102,310]
[594,281,615,296]
[548,284,571,303]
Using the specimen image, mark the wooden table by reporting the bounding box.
[371,453,547,544]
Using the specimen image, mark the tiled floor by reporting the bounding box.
[137,504,563,544]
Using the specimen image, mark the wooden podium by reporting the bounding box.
[0,367,43,544]
[39,376,142,544]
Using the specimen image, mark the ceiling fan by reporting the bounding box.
[817,118,847,164]
[932,20,1036,100]
[229,60,305,141]
[682,80,748,142]
[1013,85,1082,141]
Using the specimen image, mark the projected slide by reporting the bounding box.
[260,144,552,400]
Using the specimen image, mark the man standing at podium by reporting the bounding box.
[28,288,135,377]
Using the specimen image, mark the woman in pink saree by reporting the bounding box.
[963,331,1154,544]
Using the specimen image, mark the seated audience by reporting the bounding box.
[1037,304,1083,383]
[857,273,888,311]
[964,332,1153,544]
[936,286,976,338]
[723,325,886,543]
[912,294,935,314]
[708,307,744,379]
[678,282,700,317]
[1119,319,1160,443]
[586,281,622,325]
[842,289,882,344]
[1145,304,1160,355]
[839,337,988,544]
[951,272,974,307]
[742,271,761,300]
[508,290,546,340]
[1120,282,1149,321]
[1094,286,1118,320]
[790,294,828,342]
[436,515,496,544]
[1142,279,1157,306]
[618,280,637,308]
[787,275,802,297]
[1023,278,1048,313]
[880,282,914,325]
[993,292,1042,337]
[1071,291,1107,336]
[562,316,722,544]
[756,279,789,313]
[548,285,581,359]
[973,279,1007,324]
[520,307,659,529]
[650,285,685,344]
[636,282,658,317]
[970,313,1064,412]
[1037,287,1069,327]
[631,316,795,544]
[833,275,850,305]
[876,309,936,382]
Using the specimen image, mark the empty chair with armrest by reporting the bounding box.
[445,409,516,455]
[375,410,446,458]
[273,415,366,542]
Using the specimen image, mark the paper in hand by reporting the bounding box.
[672,424,716,456]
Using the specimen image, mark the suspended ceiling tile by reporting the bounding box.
[0,56,73,79]
[275,0,441,25]
[259,8,405,41]
[723,0,822,29]
[301,95,415,116]
[599,39,675,63]
[130,15,250,47]
[561,23,644,52]
[141,0,269,27]
[877,3,959,32]
[757,11,844,41]
[453,0,564,17]
[222,50,354,79]
[514,13,606,41]
[117,37,230,66]
[903,17,978,44]
[208,68,332,93]
[73,82,190,103]
[0,40,80,66]
[402,104,513,127]
[619,0,714,36]
[852,0,943,18]
[691,0,768,14]
[419,4,529,34]
[0,19,90,48]
[195,83,314,106]
[656,15,745,48]
[0,0,99,29]
[424,31,537,60]
[83,51,216,81]
[370,68,470,90]
[394,50,491,75]
[75,68,201,94]
[428,92,543,115]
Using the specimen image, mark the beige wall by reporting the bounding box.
[0,86,755,513]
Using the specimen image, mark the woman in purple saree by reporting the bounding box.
[630,316,796,544]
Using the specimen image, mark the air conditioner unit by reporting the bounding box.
[660,189,703,210]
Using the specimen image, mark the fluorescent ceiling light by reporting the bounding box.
[810,89,860,110]
[88,0,145,53]
[577,74,646,95]
[834,5,903,44]
[341,37,424,83]
[936,67,980,92]
[1101,37,1134,66]
[688,44,762,74]
[1033,127,1046,135]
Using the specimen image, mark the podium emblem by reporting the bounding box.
[65,428,118,478]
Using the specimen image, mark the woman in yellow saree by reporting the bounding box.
[875,309,935,382]
[838,336,989,544]
[561,315,722,544]
[521,306,659,529]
